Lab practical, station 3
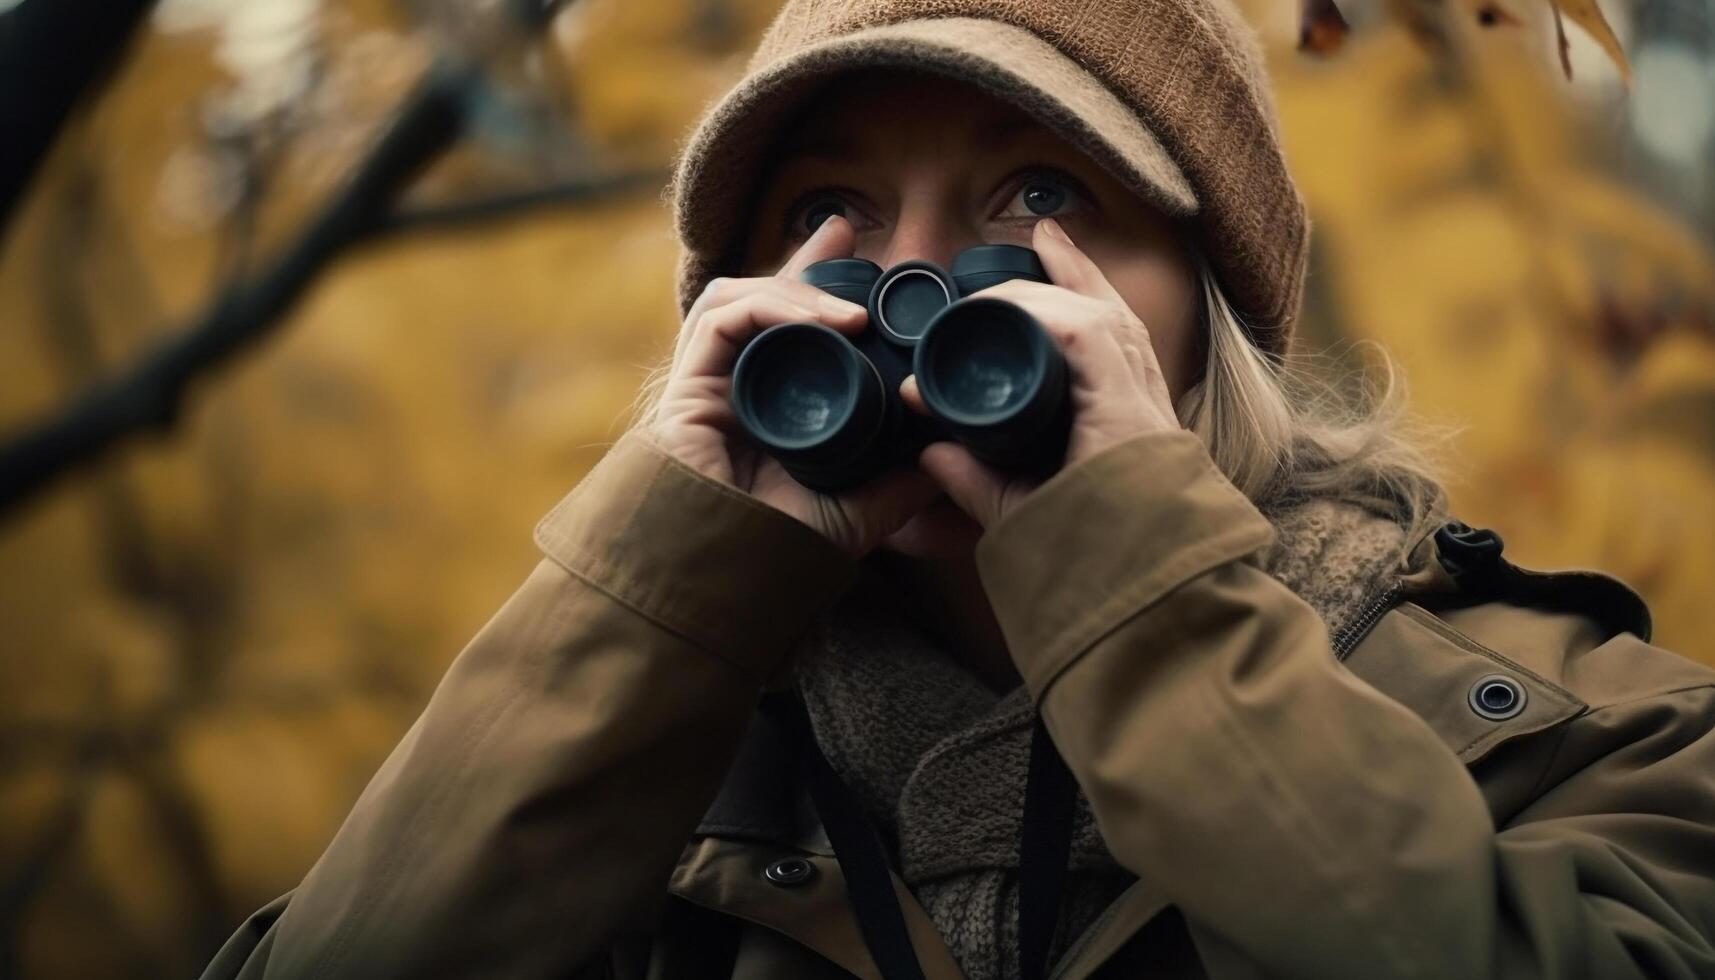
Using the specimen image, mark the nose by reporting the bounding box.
[871,182,978,270]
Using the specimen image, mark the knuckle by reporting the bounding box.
[730,288,776,318]
[745,290,796,319]
[978,279,1034,300]
[1100,304,1141,336]
[769,278,816,306]
[702,276,743,305]
[740,278,799,312]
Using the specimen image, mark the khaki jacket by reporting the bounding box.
[202,429,1715,980]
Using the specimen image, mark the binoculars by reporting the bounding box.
[730,245,1071,493]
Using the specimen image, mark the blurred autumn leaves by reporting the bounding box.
[0,0,1712,976]
[1300,0,1636,83]
[0,2,776,974]
[1264,0,1715,651]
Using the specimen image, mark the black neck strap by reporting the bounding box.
[763,692,928,980]
[1019,714,1077,980]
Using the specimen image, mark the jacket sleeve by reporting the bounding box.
[974,429,1715,980]
[199,431,855,979]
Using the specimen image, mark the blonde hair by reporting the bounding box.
[630,256,1452,568]
[1178,253,1451,565]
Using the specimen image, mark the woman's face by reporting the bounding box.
[742,71,1203,399]
[740,71,1204,558]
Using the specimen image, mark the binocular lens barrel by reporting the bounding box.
[801,258,883,307]
[729,244,1068,492]
[950,244,1048,294]
[914,298,1069,473]
[743,329,859,445]
[731,324,887,489]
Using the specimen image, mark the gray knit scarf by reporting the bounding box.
[792,494,1411,980]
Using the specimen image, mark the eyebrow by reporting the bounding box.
[970,117,1037,152]
[778,114,1040,162]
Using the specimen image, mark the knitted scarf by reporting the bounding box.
[792,494,1411,980]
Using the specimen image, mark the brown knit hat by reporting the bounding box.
[669,0,1310,357]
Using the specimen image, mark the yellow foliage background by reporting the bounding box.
[0,0,1710,975]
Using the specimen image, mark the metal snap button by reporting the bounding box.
[1468,674,1526,721]
[764,857,817,887]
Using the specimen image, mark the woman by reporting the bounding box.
[203,1,1715,978]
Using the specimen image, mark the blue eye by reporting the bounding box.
[1022,182,1066,215]
[998,174,1082,220]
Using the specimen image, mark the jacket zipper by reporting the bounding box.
[1332,581,1404,661]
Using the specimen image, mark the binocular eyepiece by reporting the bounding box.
[730,245,1071,493]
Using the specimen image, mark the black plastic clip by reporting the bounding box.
[1435,520,1507,590]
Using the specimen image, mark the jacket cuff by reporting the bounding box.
[975,429,1276,698]
[534,431,857,681]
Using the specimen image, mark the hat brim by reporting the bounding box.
[670,17,1199,306]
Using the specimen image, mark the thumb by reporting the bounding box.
[918,442,1011,529]
[840,465,944,551]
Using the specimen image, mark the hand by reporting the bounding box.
[901,217,1181,530]
[643,215,942,557]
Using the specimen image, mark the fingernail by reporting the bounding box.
[1040,217,1072,244]
[820,294,866,318]
[810,213,845,238]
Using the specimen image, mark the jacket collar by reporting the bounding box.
[681,517,1650,980]
[680,703,967,979]
[695,699,824,848]
[1400,519,1652,643]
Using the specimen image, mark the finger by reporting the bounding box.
[674,279,868,386]
[675,275,740,368]
[1120,340,1167,399]
[899,376,932,417]
[1136,335,1171,395]
[1118,342,1148,392]
[1125,341,1179,419]
[979,287,1136,398]
[839,465,945,545]
[678,275,865,361]
[1112,311,1173,402]
[780,213,857,279]
[918,442,1010,529]
[1029,219,1179,401]
[676,291,850,382]
[653,375,738,429]
[676,214,858,358]
[1032,218,1128,306]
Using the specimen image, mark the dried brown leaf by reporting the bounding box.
[1549,2,1574,79]
[1299,0,1351,54]
[1548,0,1633,84]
